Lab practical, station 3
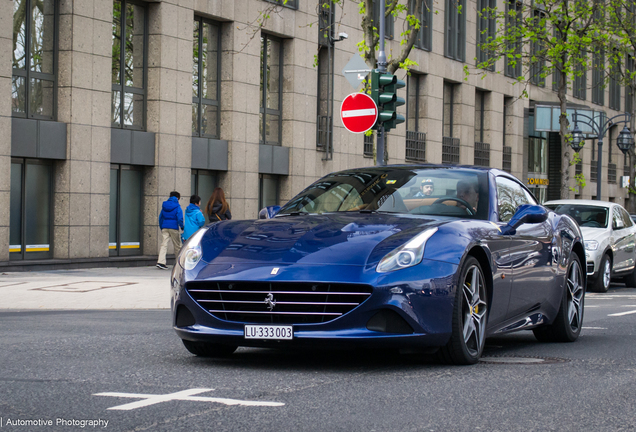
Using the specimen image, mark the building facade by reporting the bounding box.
[1,0,631,268]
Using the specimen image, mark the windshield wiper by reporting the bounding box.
[275,211,309,217]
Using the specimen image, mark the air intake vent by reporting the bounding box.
[186,281,373,324]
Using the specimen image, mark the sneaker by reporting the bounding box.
[156,263,168,270]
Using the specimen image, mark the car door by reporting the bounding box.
[611,206,636,273]
[496,176,555,321]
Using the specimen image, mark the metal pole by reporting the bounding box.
[597,136,603,200]
[376,0,387,166]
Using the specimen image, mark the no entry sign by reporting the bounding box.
[340,93,378,133]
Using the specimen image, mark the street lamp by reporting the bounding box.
[569,111,634,200]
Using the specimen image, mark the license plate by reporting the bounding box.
[244,325,293,340]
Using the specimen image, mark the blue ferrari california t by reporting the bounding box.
[171,165,586,364]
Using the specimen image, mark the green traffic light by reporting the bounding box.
[369,70,405,131]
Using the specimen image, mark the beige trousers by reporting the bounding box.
[158,229,182,265]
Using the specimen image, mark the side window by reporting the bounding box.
[612,208,623,229]
[619,207,633,227]
[496,176,531,222]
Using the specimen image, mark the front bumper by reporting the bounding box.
[170,259,458,349]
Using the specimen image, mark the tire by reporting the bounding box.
[439,256,488,365]
[590,254,611,293]
[182,340,237,357]
[533,253,585,343]
[622,268,636,288]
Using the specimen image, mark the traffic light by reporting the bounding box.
[369,70,405,132]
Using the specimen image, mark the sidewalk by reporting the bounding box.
[0,266,172,310]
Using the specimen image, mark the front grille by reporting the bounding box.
[186,281,373,324]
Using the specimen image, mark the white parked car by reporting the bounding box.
[544,200,636,292]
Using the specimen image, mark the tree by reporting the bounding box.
[359,0,429,73]
[475,0,608,199]
[603,0,636,211]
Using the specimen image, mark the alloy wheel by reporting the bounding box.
[602,259,611,289]
[462,265,487,357]
[567,260,584,332]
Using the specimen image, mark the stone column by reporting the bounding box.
[145,2,193,255]
[55,0,112,259]
[0,0,12,262]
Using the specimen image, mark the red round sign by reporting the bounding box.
[340,93,378,133]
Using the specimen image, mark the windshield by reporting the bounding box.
[545,204,608,228]
[278,168,489,219]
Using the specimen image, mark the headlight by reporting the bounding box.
[377,228,438,273]
[584,240,599,251]
[178,228,208,270]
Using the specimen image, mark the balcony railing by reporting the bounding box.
[317,115,332,151]
[405,130,426,162]
[363,133,373,158]
[503,146,512,173]
[442,137,460,165]
[608,163,617,184]
[474,142,490,167]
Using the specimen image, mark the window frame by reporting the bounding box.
[109,164,144,257]
[445,0,466,62]
[259,174,280,210]
[413,0,433,51]
[112,0,149,131]
[504,0,523,78]
[192,16,222,139]
[260,33,284,146]
[12,0,59,121]
[264,0,298,9]
[476,0,496,70]
[10,158,54,261]
[373,0,395,40]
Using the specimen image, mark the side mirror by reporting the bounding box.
[614,219,625,229]
[502,204,548,235]
[258,205,281,219]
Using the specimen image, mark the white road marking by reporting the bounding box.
[608,309,636,317]
[94,388,284,411]
[582,327,608,330]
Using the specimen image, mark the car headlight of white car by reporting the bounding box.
[178,228,208,270]
[377,228,438,273]
[584,240,599,251]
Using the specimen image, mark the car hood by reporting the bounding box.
[199,213,446,266]
[580,227,609,243]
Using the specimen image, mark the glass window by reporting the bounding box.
[12,0,57,120]
[193,17,221,138]
[191,170,217,223]
[619,207,633,227]
[110,164,143,256]
[112,0,147,129]
[279,168,490,220]
[264,0,298,9]
[445,0,466,61]
[316,44,333,151]
[260,34,283,146]
[496,176,533,222]
[476,0,496,69]
[545,204,608,228]
[411,0,433,51]
[259,174,279,210]
[10,159,53,260]
[373,0,394,39]
[505,1,522,78]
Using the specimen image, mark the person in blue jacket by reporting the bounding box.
[157,191,184,269]
[182,195,206,242]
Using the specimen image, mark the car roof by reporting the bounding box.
[543,199,617,209]
[334,164,506,176]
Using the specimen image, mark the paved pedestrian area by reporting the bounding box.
[0,266,172,310]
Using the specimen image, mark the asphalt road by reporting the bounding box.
[1,286,636,432]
